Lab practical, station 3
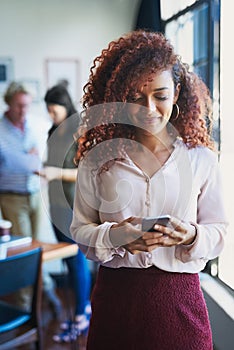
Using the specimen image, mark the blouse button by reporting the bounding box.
[146,252,152,264]
[145,201,150,206]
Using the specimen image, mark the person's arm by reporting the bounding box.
[175,160,228,263]
[38,166,78,182]
[1,148,41,174]
[40,138,79,182]
[70,160,126,263]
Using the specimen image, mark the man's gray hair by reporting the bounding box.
[4,81,30,104]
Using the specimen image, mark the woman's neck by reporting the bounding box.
[136,129,174,155]
[125,129,176,177]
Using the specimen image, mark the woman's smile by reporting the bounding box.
[127,70,180,135]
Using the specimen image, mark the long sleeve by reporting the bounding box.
[0,148,41,174]
[175,159,228,263]
[70,142,228,272]
[70,160,126,262]
[0,116,42,193]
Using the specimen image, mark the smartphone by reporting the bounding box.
[142,215,172,232]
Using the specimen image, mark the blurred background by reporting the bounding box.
[0,1,233,349]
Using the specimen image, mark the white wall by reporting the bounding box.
[0,0,140,104]
[0,0,140,272]
[0,0,140,153]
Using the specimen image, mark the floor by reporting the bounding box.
[40,287,88,350]
[17,274,91,350]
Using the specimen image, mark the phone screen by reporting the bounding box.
[142,215,172,232]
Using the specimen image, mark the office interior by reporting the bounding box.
[0,1,233,349]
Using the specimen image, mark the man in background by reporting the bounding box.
[0,82,61,316]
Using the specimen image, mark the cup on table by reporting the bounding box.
[0,219,12,242]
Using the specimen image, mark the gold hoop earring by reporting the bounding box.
[172,103,179,121]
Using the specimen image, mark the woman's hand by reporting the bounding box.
[37,167,77,182]
[109,216,197,255]
[142,216,197,251]
[109,216,164,254]
[37,166,62,181]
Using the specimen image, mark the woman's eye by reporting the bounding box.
[128,94,168,103]
[155,95,168,101]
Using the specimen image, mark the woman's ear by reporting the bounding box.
[174,83,181,103]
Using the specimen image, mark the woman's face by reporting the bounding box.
[47,104,67,125]
[127,70,180,135]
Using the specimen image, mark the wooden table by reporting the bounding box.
[7,239,78,261]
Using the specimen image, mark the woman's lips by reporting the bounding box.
[142,116,162,124]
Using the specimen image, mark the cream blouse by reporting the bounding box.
[70,139,228,273]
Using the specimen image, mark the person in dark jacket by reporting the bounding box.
[42,84,91,343]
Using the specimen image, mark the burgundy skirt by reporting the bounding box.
[87,265,213,350]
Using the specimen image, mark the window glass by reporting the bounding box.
[218,1,234,290]
[193,3,209,82]
[165,12,194,66]
[165,3,209,83]
[161,0,196,20]
[162,0,234,290]
[165,3,219,142]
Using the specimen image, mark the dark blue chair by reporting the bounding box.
[0,247,43,349]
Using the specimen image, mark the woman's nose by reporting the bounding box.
[146,98,156,114]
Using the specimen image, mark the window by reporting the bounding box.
[161,0,233,290]
[162,0,220,146]
[218,1,234,290]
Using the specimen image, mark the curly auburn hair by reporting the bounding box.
[76,30,214,163]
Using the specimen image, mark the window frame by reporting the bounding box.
[161,0,232,288]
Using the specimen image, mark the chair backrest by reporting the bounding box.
[0,248,43,350]
[0,248,42,296]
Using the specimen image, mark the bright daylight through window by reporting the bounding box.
[162,0,233,290]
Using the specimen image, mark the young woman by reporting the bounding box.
[70,30,228,350]
[42,84,91,342]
